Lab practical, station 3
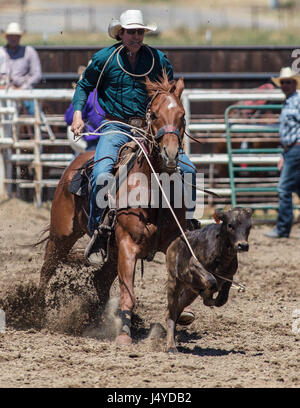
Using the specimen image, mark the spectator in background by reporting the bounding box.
[264,67,300,238]
[64,64,105,152]
[0,22,42,115]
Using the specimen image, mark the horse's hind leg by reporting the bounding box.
[36,191,86,304]
[36,233,82,304]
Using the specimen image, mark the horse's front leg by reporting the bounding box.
[115,238,138,345]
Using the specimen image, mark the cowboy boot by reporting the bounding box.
[84,229,108,267]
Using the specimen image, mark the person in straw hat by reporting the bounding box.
[0,22,42,114]
[71,10,197,275]
[264,67,300,238]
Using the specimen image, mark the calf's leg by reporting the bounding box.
[166,278,198,353]
[214,281,232,307]
[166,280,182,353]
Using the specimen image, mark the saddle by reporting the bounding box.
[69,140,140,198]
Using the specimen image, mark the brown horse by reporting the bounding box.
[36,71,191,345]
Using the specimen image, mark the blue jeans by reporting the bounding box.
[276,144,300,236]
[88,121,196,234]
[23,100,35,115]
[86,139,99,151]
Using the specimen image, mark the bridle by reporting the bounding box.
[145,89,184,151]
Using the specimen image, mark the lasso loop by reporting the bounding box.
[116,44,155,77]
[91,43,155,120]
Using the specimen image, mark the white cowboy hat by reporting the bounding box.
[108,9,157,39]
[272,67,300,88]
[5,22,23,36]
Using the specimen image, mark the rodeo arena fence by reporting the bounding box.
[0,86,294,221]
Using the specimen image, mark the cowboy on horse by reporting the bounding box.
[71,9,197,267]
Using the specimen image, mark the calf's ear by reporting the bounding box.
[214,209,226,224]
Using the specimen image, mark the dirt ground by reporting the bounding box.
[0,198,299,389]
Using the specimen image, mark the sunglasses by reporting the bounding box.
[126,29,145,35]
[280,80,293,85]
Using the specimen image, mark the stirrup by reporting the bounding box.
[98,208,116,235]
[84,230,108,267]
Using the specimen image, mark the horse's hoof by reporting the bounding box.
[115,333,132,346]
[177,307,195,326]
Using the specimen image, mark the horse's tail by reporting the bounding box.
[19,225,50,249]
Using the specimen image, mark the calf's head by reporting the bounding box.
[214,207,253,252]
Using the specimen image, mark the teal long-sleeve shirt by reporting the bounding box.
[72,43,173,119]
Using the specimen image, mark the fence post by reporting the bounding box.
[0,149,6,199]
[33,99,42,207]
[64,8,72,32]
[251,6,259,29]
[181,92,191,155]
[0,309,5,333]
[20,0,27,33]
[89,7,96,33]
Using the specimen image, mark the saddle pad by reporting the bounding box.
[69,148,139,198]
[69,157,94,196]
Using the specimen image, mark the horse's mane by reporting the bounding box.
[145,69,176,97]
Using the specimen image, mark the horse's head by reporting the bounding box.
[145,71,185,173]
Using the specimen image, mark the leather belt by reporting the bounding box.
[283,142,300,152]
[106,114,146,128]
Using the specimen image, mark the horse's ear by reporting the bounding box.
[174,77,184,98]
[145,76,155,97]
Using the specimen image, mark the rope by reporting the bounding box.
[91,43,155,120]
[116,44,155,77]
[184,130,204,145]
[77,120,149,142]
[92,44,124,119]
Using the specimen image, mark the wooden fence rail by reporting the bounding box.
[0,89,73,206]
